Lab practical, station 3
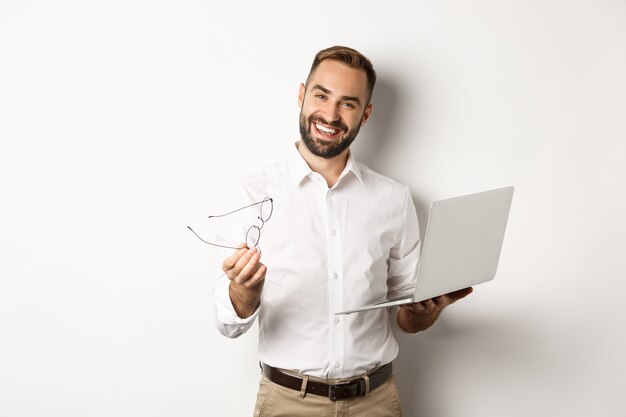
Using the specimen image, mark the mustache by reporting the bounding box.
[309,115,348,132]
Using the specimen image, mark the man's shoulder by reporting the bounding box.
[356,161,411,195]
[235,155,291,190]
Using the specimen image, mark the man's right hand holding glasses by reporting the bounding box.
[188,197,273,319]
[222,244,267,319]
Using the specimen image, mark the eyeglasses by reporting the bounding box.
[187,197,273,249]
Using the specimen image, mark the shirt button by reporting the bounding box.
[330,229,337,236]
[333,272,339,279]
[334,317,340,324]
[334,362,340,369]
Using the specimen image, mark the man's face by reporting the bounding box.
[298,60,373,159]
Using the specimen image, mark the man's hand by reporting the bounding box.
[397,287,473,333]
[222,244,267,319]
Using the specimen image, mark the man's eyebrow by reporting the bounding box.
[341,95,361,105]
[311,84,331,94]
[311,84,361,105]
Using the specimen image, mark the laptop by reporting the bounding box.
[335,186,514,315]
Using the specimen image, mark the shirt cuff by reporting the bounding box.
[214,276,260,326]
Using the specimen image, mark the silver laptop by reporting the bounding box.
[335,186,514,315]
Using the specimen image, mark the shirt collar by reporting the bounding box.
[287,142,313,185]
[342,150,365,185]
[287,141,365,186]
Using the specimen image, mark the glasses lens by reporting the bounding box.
[246,226,261,248]
[260,198,273,222]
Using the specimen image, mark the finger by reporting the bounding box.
[406,300,430,314]
[225,247,257,280]
[446,287,473,302]
[421,299,436,312]
[222,244,249,272]
[400,303,420,313]
[244,264,267,288]
[233,251,261,285]
[233,247,260,272]
[235,252,261,284]
[433,295,448,307]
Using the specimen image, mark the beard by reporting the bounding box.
[299,112,362,159]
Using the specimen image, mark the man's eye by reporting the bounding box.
[343,102,355,109]
[316,95,326,100]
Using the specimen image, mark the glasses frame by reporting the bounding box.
[187,197,273,250]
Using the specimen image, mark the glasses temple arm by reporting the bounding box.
[187,226,242,250]
[208,198,272,219]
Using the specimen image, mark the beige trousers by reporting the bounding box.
[253,375,403,417]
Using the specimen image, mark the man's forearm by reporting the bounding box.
[229,281,263,319]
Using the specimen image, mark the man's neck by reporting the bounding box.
[296,140,349,189]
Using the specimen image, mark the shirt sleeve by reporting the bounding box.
[212,272,260,338]
[386,187,421,298]
[209,186,261,338]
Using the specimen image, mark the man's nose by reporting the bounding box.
[320,101,340,124]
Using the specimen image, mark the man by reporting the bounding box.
[212,46,472,416]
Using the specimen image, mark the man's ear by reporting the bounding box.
[361,103,373,125]
[298,83,306,108]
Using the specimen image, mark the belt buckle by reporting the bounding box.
[328,380,361,402]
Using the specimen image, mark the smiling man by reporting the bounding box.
[298,58,372,161]
[212,46,472,417]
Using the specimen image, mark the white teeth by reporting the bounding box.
[315,123,338,135]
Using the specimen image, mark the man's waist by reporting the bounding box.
[257,330,399,379]
[261,362,394,401]
[256,357,395,380]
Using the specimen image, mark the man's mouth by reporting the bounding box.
[313,122,342,138]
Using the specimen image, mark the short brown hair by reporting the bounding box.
[306,45,377,101]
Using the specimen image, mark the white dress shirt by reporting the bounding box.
[213,143,420,379]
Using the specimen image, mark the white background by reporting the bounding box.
[1,1,625,416]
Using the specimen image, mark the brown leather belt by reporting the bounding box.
[261,362,393,401]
